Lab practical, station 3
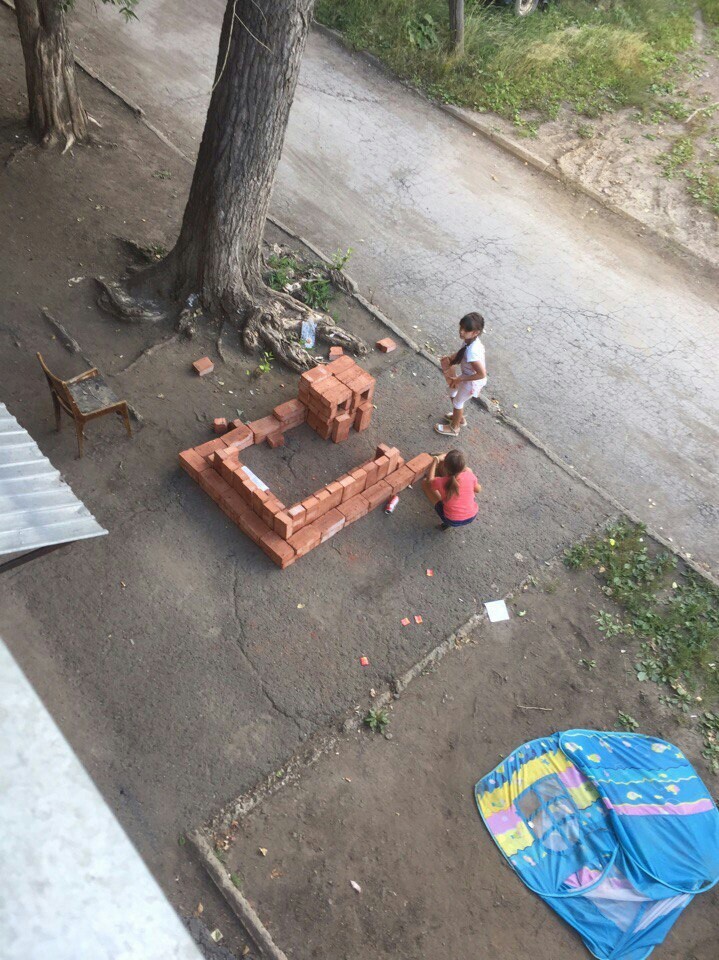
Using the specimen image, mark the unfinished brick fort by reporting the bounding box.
[179,356,432,568]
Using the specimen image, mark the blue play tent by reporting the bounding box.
[475,730,719,960]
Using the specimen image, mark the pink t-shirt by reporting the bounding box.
[430,470,478,522]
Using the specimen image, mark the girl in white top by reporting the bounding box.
[435,312,487,437]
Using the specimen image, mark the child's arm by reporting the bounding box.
[452,360,486,385]
[422,457,443,504]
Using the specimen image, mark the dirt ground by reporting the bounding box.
[0,17,615,958]
[451,12,719,269]
[217,561,718,960]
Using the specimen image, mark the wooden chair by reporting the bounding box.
[37,353,132,458]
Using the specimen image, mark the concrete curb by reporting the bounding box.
[188,830,289,960]
[312,20,719,280]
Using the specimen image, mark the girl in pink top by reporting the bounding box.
[423,450,481,530]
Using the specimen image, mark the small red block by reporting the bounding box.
[329,346,344,359]
[213,418,228,435]
[267,432,285,449]
[359,656,370,667]
[192,356,214,376]
[401,617,411,626]
[376,338,397,353]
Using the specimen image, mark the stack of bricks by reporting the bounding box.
[178,359,432,569]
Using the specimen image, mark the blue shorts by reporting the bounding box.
[435,502,476,527]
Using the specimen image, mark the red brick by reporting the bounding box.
[194,437,226,459]
[300,365,331,387]
[261,495,285,528]
[232,468,250,495]
[273,398,307,425]
[249,415,282,444]
[313,508,346,543]
[222,424,254,450]
[288,523,322,557]
[331,412,352,444]
[337,494,370,524]
[302,494,321,525]
[326,355,356,376]
[267,431,285,449]
[328,345,344,359]
[313,488,333,518]
[251,487,270,516]
[199,469,232,504]
[220,488,249,524]
[219,450,243,485]
[349,467,368,497]
[238,509,271,546]
[287,503,306,531]
[192,356,214,376]
[310,417,333,441]
[361,479,392,511]
[354,402,372,433]
[361,459,379,488]
[213,417,228,435]
[386,464,415,495]
[324,481,344,511]
[178,449,209,482]
[376,337,397,353]
[337,474,356,502]
[273,511,294,540]
[374,454,391,481]
[376,444,400,474]
[259,530,297,569]
[407,453,433,482]
[240,479,259,505]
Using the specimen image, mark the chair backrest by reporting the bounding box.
[36,353,75,414]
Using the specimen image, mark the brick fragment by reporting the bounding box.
[329,346,344,359]
[192,356,214,376]
[213,417,228,434]
[406,453,434,482]
[337,494,370,524]
[288,523,322,557]
[178,449,210,482]
[376,337,397,353]
[259,530,297,569]
[361,479,392,511]
[267,431,285,449]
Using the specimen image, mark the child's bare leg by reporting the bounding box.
[450,406,464,431]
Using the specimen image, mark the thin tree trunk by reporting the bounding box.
[170,0,315,311]
[14,0,88,148]
[449,0,464,55]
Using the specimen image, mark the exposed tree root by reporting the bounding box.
[96,277,169,324]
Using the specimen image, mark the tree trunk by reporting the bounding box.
[14,0,89,148]
[449,0,464,55]
[98,0,367,370]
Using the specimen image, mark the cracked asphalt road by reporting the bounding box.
[68,2,719,572]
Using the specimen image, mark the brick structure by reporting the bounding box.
[179,358,432,568]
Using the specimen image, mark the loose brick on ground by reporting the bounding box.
[267,432,285,449]
[354,402,372,432]
[192,356,214,376]
[213,417,228,435]
[376,337,397,353]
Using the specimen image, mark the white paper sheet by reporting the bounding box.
[484,599,510,623]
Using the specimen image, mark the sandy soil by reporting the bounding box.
[217,563,718,960]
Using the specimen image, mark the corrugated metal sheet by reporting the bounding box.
[0,403,107,557]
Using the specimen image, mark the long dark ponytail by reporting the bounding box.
[443,449,466,502]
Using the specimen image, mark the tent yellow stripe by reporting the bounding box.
[493,821,534,857]
[477,751,571,818]
[569,781,600,810]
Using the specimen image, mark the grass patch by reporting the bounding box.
[317,0,697,121]
[565,520,719,772]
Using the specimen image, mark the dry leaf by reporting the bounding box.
[259,847,268,857]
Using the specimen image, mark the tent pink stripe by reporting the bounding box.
[559,766,588,791]
[604,798,714,817]
[484,808,523,834]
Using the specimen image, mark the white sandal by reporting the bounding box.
[434,423,460,437]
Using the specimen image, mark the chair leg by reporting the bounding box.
[75,420,85,458]
[121,404,132,438]
[52,394,62,432]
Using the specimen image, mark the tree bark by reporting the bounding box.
[14,0,89,148]
[449,0,464,55]
[98,0,366,369]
